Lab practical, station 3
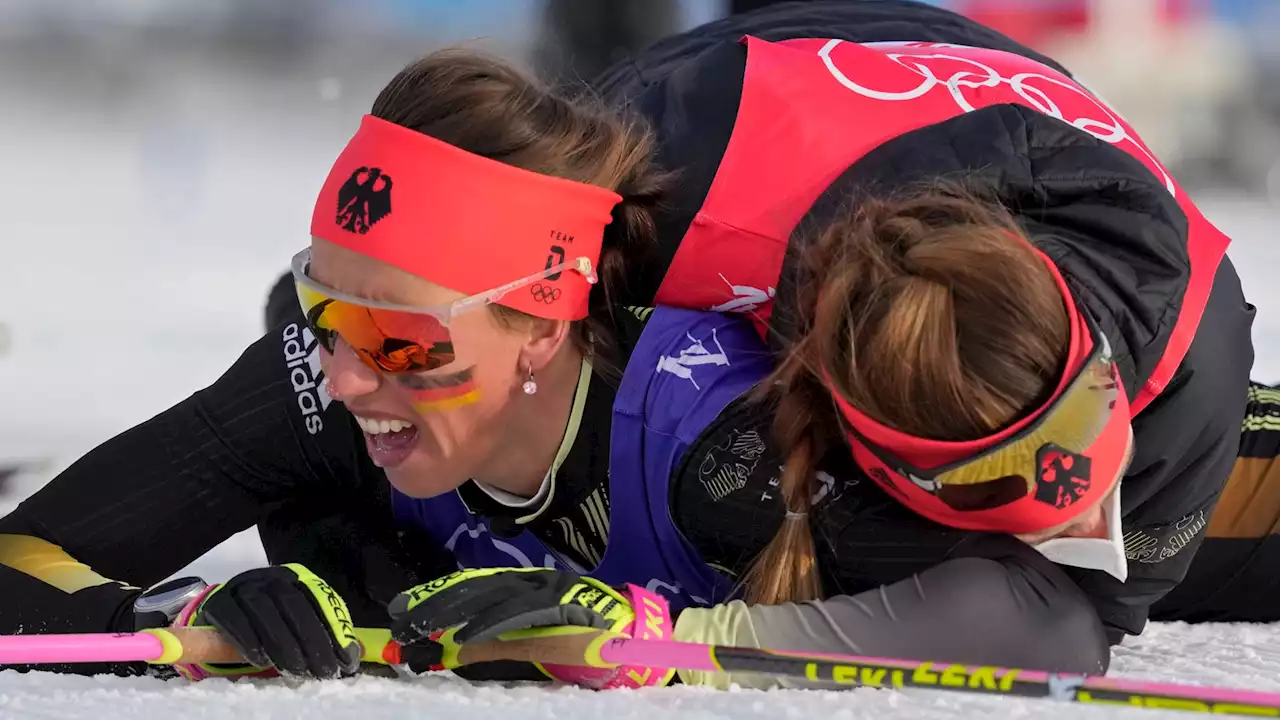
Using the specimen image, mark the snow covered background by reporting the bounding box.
[4,4,1280,717]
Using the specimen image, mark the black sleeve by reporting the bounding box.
[672,398,1109,676]
[0,320,366,659]
[256,490,458,629]
[1062,256,1255,639]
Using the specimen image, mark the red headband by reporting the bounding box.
[827,246,1132,533]
[310,115,623,320]
[839,248,1089,463]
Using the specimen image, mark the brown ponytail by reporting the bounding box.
[740,383,826,605]
[369,48,669,375]
[743,186,1072,605]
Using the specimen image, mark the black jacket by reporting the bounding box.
[592,0,1256,640]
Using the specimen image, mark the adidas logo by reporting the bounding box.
[282,323,334,435]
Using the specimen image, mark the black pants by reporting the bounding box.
[1150,383,1280,623]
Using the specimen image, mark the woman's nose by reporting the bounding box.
[322,339,382,401]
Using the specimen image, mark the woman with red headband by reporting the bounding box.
[0,0,1257,690]
[589,0,1254,647]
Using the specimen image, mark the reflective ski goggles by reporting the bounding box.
[290,247,597,375]
[833,308,1133,535]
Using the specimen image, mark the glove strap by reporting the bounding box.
[540,584,676,690]
[169,584,277,682]
[172,583,217,627]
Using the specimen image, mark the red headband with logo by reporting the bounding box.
[310,115,623,320]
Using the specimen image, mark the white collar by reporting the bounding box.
[1032,484,1128,582]
[472,469,552,509]
[469,357,592,519]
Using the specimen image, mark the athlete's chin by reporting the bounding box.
[381,445,468,499]
[382,461,464,499]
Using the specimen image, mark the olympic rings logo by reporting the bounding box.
[816,39,1175,195]
[530,283,561,304]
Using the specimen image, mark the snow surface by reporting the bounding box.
[4,76,1280,718]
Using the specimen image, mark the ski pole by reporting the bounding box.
[5,627,1280,717]
[456,628,1280,716]
[0,627,396,667]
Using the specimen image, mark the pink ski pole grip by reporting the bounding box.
[0,626,396,668]
[0,629,185,666]
[538,584,676,689]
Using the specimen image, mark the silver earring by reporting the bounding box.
[522,366,538,395]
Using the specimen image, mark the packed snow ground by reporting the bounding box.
[4,82,1280,718]
[2,623,1280,719]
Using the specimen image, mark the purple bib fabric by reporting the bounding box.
[391,308,773,611]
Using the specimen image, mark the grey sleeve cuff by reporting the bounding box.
[674,550,1109,689]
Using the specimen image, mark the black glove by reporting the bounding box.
[387,567,675,688]
[176,564,361,680]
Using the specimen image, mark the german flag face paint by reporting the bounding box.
[397,366,482,412]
